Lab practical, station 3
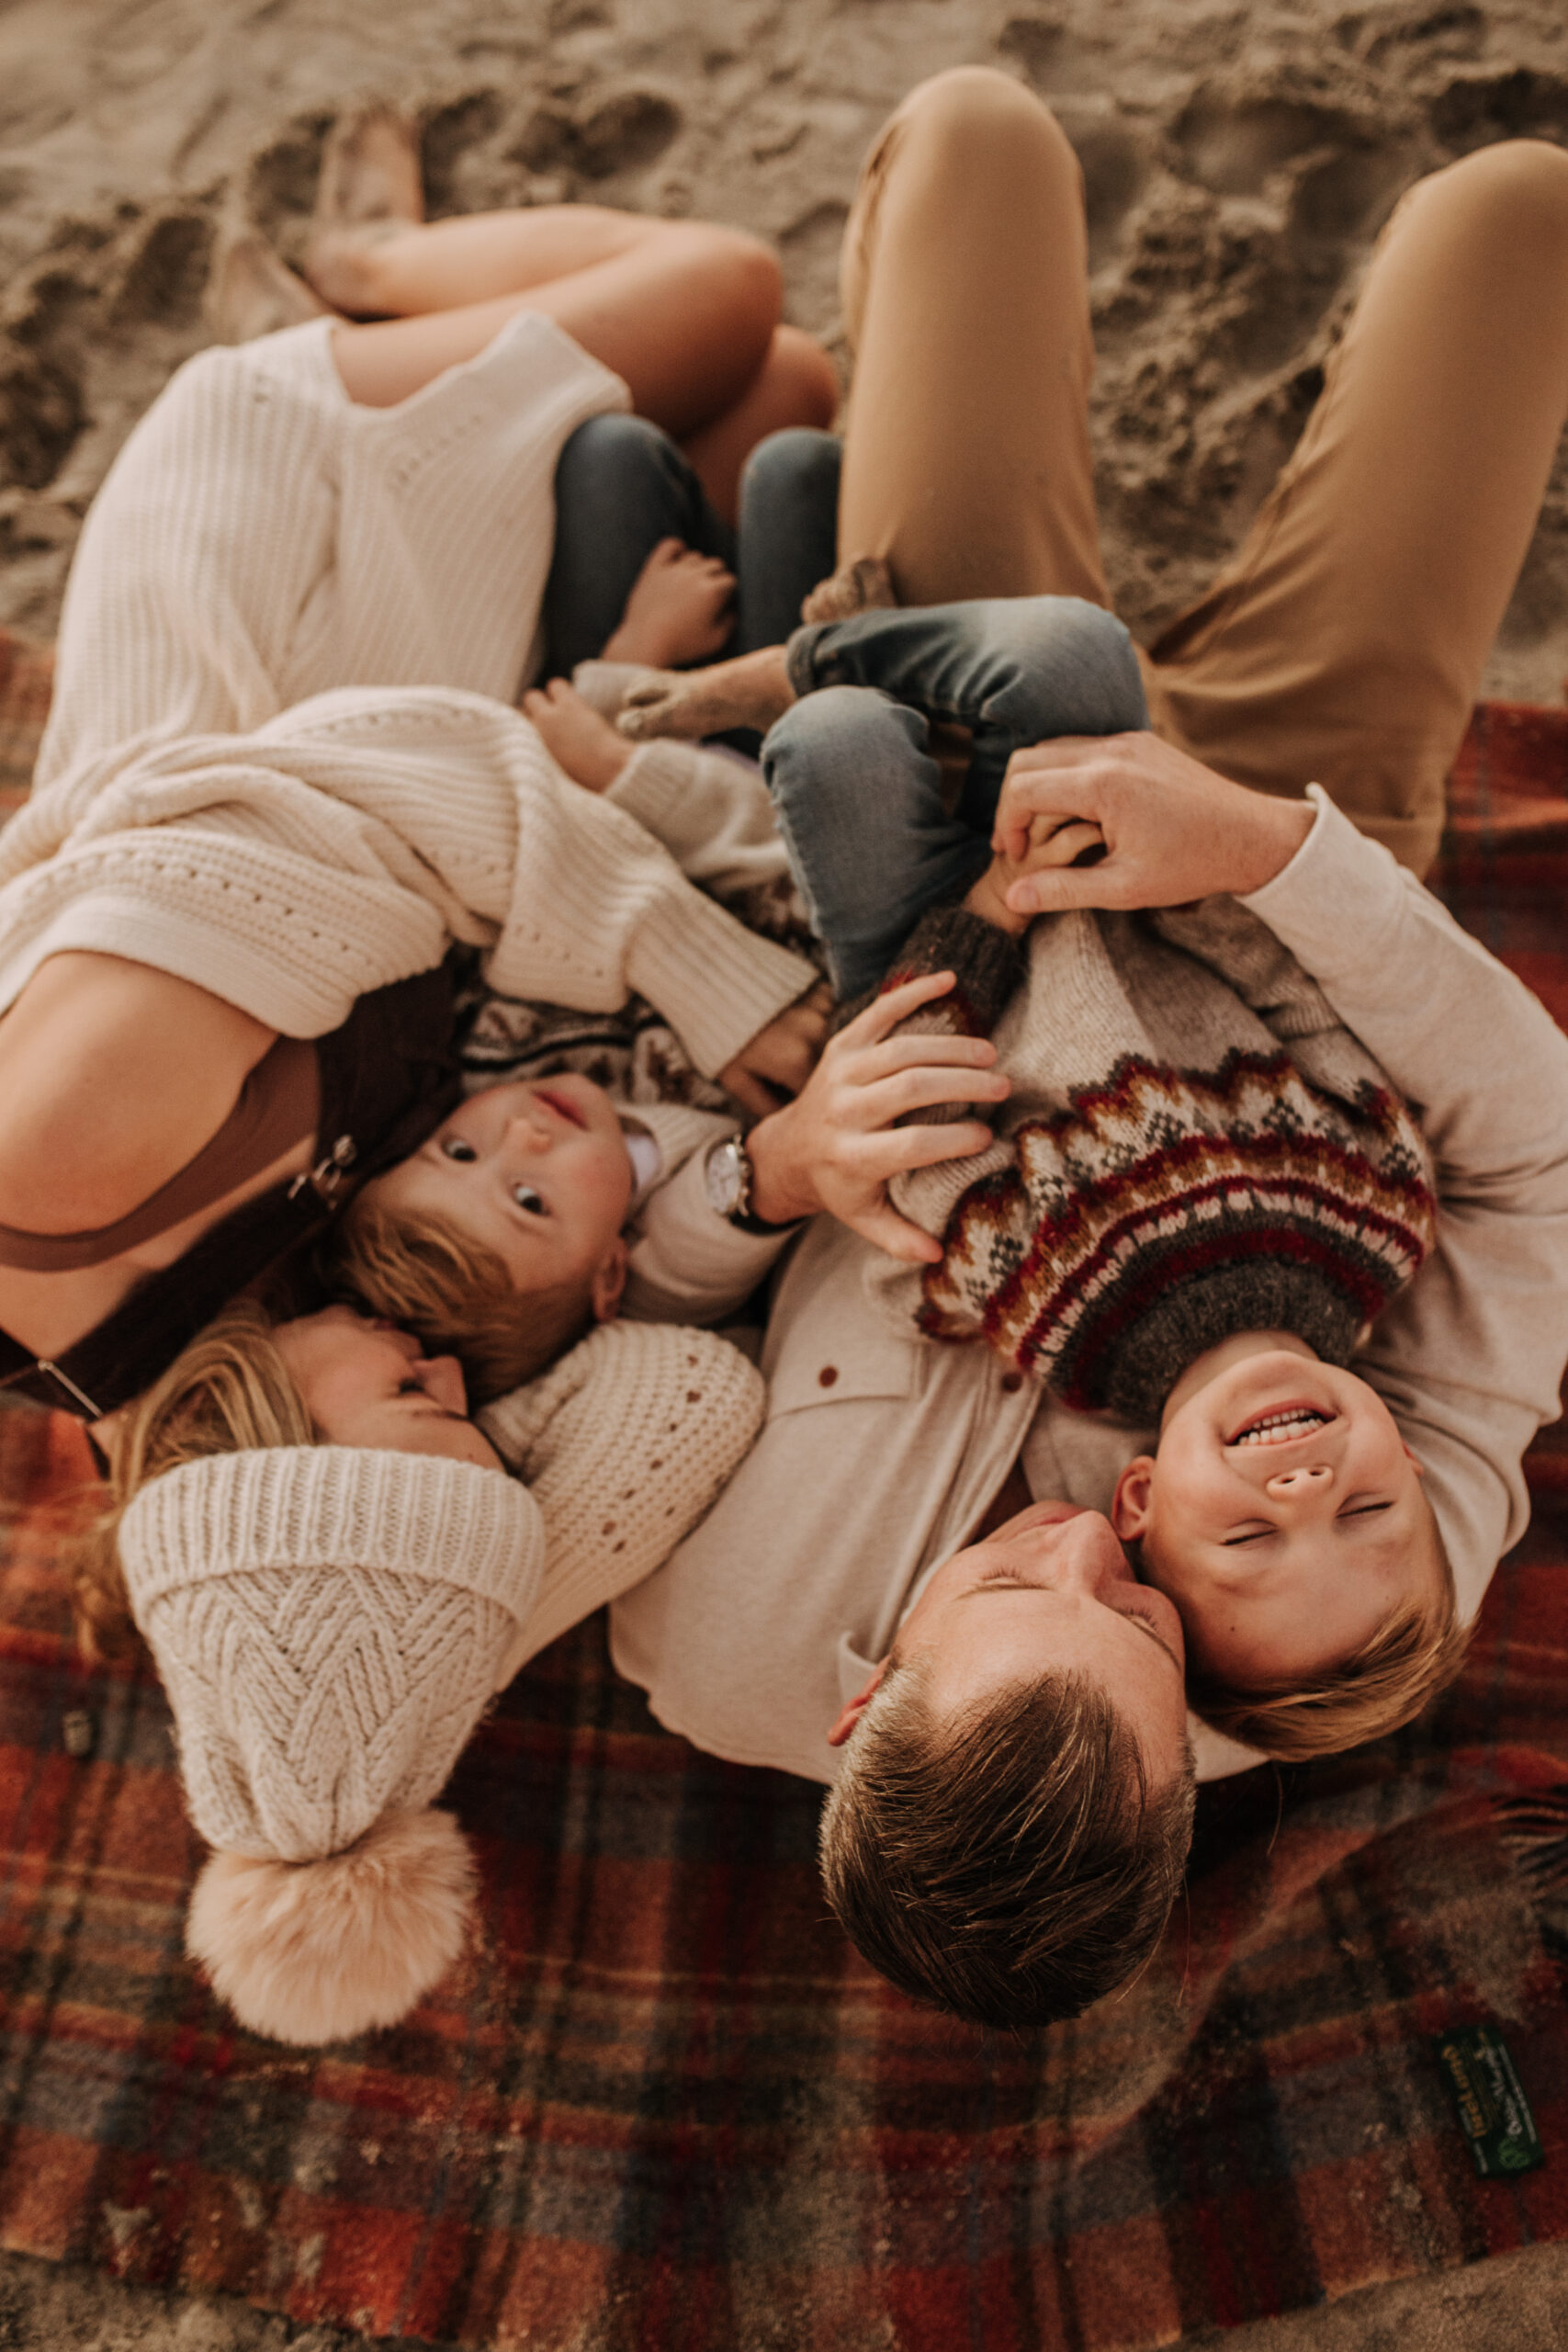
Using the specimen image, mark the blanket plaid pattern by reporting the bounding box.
[0,639,1565,2351]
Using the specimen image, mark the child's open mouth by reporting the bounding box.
[533,1087,587,1130]
[1227,1405,1335,1447]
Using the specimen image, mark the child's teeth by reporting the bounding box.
[1235,1408,1327,1444]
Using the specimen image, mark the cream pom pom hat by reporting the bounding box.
[118,1444,546,2048]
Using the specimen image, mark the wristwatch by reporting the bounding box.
[705,1133,755,1223]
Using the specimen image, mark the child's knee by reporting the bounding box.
[999,597,1148,738]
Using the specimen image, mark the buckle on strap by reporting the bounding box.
[0,1358,105,1420]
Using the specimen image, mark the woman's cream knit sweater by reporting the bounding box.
[0,311,813,1076]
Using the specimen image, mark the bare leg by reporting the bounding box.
[310,107,817,479]
[679,323,839,522]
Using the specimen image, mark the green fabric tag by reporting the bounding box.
[1432,2025,1545,2178]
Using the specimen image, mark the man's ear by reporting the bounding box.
[1111,1457,1156,1541]
[590,1237,629,1323]
[827,1660,888,1748]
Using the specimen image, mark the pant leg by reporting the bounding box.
[787,598,1147,830]
[762,686,990,998]
[543,413,736,677]
[1143,140,1568,874]
[735,427,841,651]
[836,67,1106,606]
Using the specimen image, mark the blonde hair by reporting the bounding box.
[1187,1502,1469,1760]
[327,1193,593,1406]
[819,1657,1195,2029]
[73,1302,312,1659]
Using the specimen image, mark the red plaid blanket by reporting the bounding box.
[1,651,1565,2349]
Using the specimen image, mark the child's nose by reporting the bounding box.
[1264,1464,1334,1500]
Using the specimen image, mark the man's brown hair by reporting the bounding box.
[327,1193,594,1407]
[819,1657,1195,2030]
[1186,1502,1469,1761]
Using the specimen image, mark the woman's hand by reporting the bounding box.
[992,731,1316,915]
[719,982,833,1116]
[746,972,1010,1262]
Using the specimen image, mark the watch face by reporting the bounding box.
[705,1137,743,1218]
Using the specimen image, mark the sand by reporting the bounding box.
[0,0,1563,697]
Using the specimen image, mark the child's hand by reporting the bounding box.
[602,537,736,669]
[746,973,1010,1262]
[719,983,831,1117]
[964,808,1105,934]
[522,678,634,793]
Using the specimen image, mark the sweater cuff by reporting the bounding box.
[631,883,817,1076]
[883,903,1025,1038]
[608,740,720,862]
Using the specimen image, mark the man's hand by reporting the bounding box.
[719,983,832,1118]
[992,731,1316,916]
[746,972,1010,1262]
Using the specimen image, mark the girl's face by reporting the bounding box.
[356,1078,633,1317]
[274,1305,502,1469]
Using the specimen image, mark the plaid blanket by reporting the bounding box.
[0,641,1565,2350]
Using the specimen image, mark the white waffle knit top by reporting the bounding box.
[0,312,813,1075]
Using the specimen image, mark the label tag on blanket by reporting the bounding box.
[1431,2025,1545,2177]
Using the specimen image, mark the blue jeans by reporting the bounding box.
[543,417,841,677]
[762,598,1147,998]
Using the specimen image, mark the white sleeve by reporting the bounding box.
[1242,787,1568,1617]
[478,1322,766,1672]
[606,740,794,899]
[625,1144,796,1325]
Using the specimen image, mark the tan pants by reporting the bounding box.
[836,68,1568,873]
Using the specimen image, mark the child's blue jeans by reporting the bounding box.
[762,599,1148,998]
[543,418,842,677]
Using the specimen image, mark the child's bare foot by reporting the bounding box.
[303,107,424,315]
[799,555,897,625]
[602,538,737,669]
[207,231,336,344]
[522,679,634,792]
[615,643,795,742]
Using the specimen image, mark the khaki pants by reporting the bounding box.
[836,68,1568,872]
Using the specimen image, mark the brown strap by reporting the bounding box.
[0,1036,319,1271]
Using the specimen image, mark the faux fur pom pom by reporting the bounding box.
[186,1810,477,2045]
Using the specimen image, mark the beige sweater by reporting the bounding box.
[479,1318,765,1678]
[0,311,813,1077]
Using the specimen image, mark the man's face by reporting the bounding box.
[274,1304,502,1470]
[833,1501,1190,1791]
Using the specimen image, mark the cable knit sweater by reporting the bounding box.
[0,311,813,1077]
[881,896,1438,1419]
[479,1317,766,1675]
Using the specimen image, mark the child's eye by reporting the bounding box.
[512,1182,548,1216]
[441,1137,478,1163]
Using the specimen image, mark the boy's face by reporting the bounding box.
[1115,1347,1438,1684]
[275,1304,502,1470]
[359,1077,634,1315]
[830,1500,1190,1792]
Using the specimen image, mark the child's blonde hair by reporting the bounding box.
[73,1302,312,1659]
[327,1194,593,1406]
[1187,1503,1469,1760]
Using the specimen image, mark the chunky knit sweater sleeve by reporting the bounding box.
[477,1320,766,1676]
[0,686,816,1078]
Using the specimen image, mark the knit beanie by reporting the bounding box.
[118,1446,546,2047]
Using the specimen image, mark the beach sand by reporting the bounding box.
[0,0,1562,696]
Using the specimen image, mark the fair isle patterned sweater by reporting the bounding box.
[883,899,1438,1421]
